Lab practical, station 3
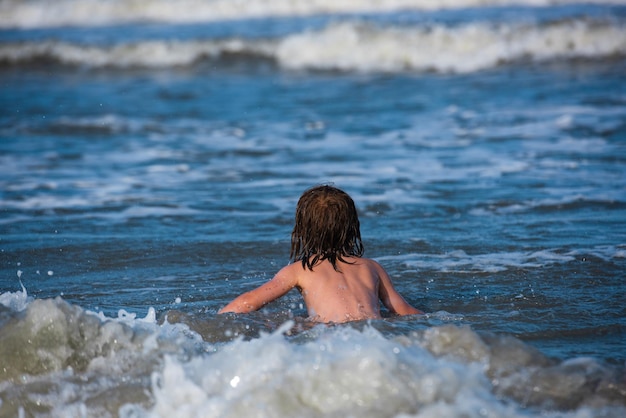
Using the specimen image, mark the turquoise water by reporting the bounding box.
[1,1,626,416]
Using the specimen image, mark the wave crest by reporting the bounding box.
[1,19,624,73]
[1,0,623,29]
[276,19,626,73]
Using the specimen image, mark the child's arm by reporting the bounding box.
[376,262,424,316]
[218,266,298,314]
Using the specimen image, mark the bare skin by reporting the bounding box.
[218,256,423,323]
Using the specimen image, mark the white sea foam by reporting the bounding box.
[120,321,626,418]
[125,323,520,418]
[0,282,31,312]
[379,248,579,272]
[275,19,626,73]
[471,190,626,216]
[383,244,626,272]
[1,19,624,73]
[0,290,200,377]
[1,291,625,416]
[0,39,271,69]
[0,0,624,29]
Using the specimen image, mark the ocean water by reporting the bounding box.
[1,0,626,416]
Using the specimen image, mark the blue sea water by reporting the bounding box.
[1,0,626,416]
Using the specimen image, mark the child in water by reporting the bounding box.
[218,185,423,323]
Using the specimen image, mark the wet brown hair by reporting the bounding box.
[290,185,364,271]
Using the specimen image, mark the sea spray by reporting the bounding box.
[0,295,204,417]
[126,322,509,418]
[121,320,626,418]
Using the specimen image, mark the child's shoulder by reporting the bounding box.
[280,261,303,274]
[342,256,384,273]
[354,256,381,266]
[353,257,388,276]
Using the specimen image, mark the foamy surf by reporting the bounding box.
[1,18,624,73]
[0,0,624,29]
[1,290,625,417]
[0,289,205,416]
[275,18,626,73]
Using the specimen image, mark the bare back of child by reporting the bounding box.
[218,185,423,323]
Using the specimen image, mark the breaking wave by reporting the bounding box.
[1,18,625,73]
[1,289,625,417]
[1,0,624,29]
